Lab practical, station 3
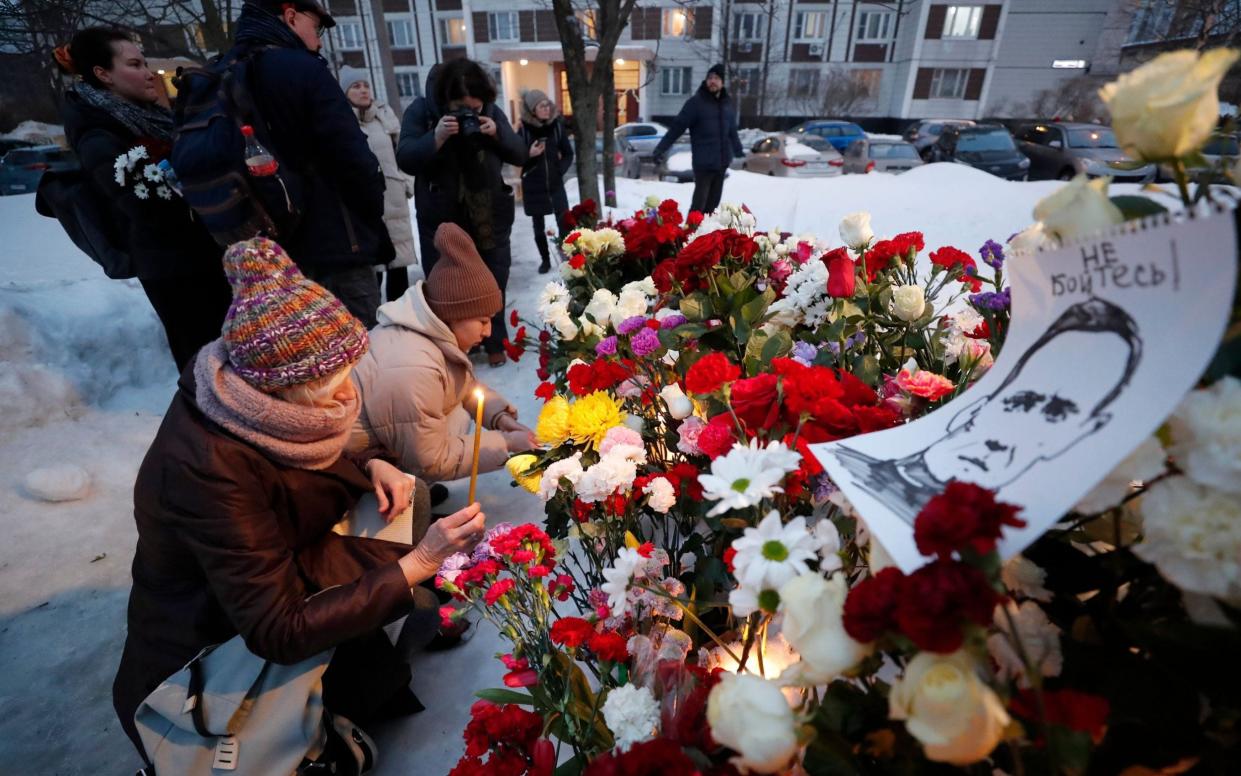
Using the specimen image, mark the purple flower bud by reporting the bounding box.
[979,239,1005,270]
[596,336,618,356]
[659,314,688,330]
[630,327,661,357]
[617,316,647,335]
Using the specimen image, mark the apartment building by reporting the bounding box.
[318,0,1128,126]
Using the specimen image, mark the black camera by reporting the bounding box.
[452,109,481,137]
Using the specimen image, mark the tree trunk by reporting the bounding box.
[198,0,231,56]
[366,0,402,108]
[600,62,617,208]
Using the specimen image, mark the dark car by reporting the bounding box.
[930,124,1030,180]
[0,137,35,157]
[0,144,78,195]
[1156,132,1239,183]
[842,138,924,174]
[787,120,866,152]
[902,119,975,159]
[1016,122,1155,183]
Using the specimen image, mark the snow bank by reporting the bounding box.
[1,121,66,146]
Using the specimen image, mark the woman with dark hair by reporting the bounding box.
[55,27,231,372]
[397,59,527,367]
[517,90,573,274]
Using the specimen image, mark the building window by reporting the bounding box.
[856,11,891,41]
[661,66,693,96]
[788,68,820,98]
[795,12,828,40]
[440,17,467,45]
[577,10,597,39]
[336,21,364,50]
[943,6,983,39]
[387,19,413,48]
[1126,0,1176,44]
[663,8,693,38]
[489,11,519,42]
[734,66,760,96]
[733,12,764,42]
[396,71,421,99]
[929,68,969,98]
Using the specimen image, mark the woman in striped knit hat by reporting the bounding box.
[113,237,486,769]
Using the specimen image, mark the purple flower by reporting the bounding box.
[596,336,618,356]
[605,190,616,199]
[826,341,841,356]
[617,315,647,335]
[791,341,818,366]
[472,522,514,561]
[659,314,688,330]
[630,327,661,357]
[810,474,838,502]
[969,287,1011,311]
[845,331,867,350]
[979,239,1005,270]
[438,552,473,584]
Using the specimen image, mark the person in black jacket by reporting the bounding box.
[57,28,230,372]
[651,63,744,215]
[397,59,527,367]
[517,90,574,274]
[223,0,393,328]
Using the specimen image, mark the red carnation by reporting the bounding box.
[548,573,575,601]
[843,567,904,643]
[729,373,780,430]
[837,370,878,407]
[723,546,737,572]
[895,560,1000,653]
[685,353,741,394]
[892,231,925,257]
[914,481,1026,559]
[664,462,704,500]
[696,414,738,459]
[823,247,857,298]
[854,404,902,432]
[1011,689,1110,745]
[566,230,581,244]
[550,616,596,648]
[863,239,901,281]
[774,358,844,418]
[484,578,516,606]
[569,253,586,269]
[509,309,520,327]
[534,382,555,401]
[588,630,630,662]
[929,245,972,271]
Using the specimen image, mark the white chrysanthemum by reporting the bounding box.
[813,518,843,572]
[594,227,626,257]
[644,476,676,514]
[987,601,1062,688]
[1167,376,1241,495]
[731,511,818,594]
[602,684,660,752]
[1075,436,1166,513]
[601,546,643,617]
[1001,555,1052,602]
[766,259,831,329]
[1134,476,1241,603]
[155,185,173,200]
[538,452,584,502]
[113,168,126,186]
[142,163,163,182]
[133,183,149,200]
[537,281,570,321]
[699,440,800,516]
[125,145,148,168]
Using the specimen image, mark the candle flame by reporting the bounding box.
[474,388,485,401]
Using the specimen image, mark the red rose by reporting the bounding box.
[674,230,728,284]
[652,258,678,293]
[843,567,904,643]
[588,630,629,662]
[686,210,704,228]
[1011,689,1110,745]
[685,353,741,394]
[568,360,631,396]
[550,616,596,648]
[696,414,738,459]
[913,481,1026,559]
[895,560,1000,653]
[823,247,857,298]
[531,738,556,776]
[729,373,780,430]
[583,738,700,776]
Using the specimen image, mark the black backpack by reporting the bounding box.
[171,45,305,247]
[35,167,135,279]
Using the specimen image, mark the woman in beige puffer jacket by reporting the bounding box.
[340,66,417,302]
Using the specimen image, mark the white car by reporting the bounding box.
[740,134,843,177]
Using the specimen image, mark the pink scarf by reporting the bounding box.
[193,340,361,471]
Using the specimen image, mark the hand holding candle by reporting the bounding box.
[467,387,485,504]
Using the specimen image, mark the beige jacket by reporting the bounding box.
[349,282,515,482]
[357,102,417,269]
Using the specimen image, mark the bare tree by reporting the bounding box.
[1018,75,1110,122]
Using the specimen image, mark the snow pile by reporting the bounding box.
[1,121,66,146]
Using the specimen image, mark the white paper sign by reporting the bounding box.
[811,203,1238,572]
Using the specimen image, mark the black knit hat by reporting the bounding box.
[246,0,337,29]
[707,63,726,80]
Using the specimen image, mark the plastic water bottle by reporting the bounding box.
[156,159,182,195]
[241,125,278,177]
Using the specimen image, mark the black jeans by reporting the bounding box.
[303,265,381,329]
[691,169,726,215]
[140,271,233,373]
[377,266,410,303]
[532,210,570,264]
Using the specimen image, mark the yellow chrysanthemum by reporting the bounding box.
[535,395,571,446]
[567,391,626,450]
[505,454,542,494]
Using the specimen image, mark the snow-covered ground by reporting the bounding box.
[0,164,1167,773]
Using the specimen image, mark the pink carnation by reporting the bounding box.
[676,416,706,456]
[894,368,955,401]
[599,425,644,454]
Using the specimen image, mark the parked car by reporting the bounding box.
[1156,132,1239,183]
[0,138,35,157]
[842,138,924,174]
[0,144,78,195]
[902,119,975,159]
[787,120,866,152]
[614,122,667,161]
[655,140,696,183]
[929,124,1030,180]
[1017,122,1155,183]
[741,133,842,177]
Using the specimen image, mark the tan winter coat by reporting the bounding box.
[349,282,515,482]
[357,102,417,269]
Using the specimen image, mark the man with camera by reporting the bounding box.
[398,60,527,367]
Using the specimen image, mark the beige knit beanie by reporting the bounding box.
[425,223,503,323]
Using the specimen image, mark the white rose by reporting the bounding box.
[643,476,676,514]
[891,285,926,322]
[707,673,799,774]
[1001,555,1052,602]
[986,601,1062,688]
[1134,476,1241,603]
[584,288,618,329]
[601,683,660,751]
[777,573,872,685]
[622,414,645,433]
[839,211,874,250]
[658,383,694,420]
[889,651,1010,766]
[1007,222,1051,255]
[1167,376,1241,494]
[615,289,649,321]
[1075,435,1166,513]
[1032,175,1124,243]
[1099,48,1241,162]
[551,311,579,340]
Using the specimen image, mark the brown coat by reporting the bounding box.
[113,369,422,755]
[349,282,514,482]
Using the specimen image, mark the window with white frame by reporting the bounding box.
[734,66,760,96]
[856,11,892,41]
[489,11,519,42]
[795,11,828,40]
[661,66,693,96]
[440,17,466,46]
[943,6,983,39]
[733,12,764,41]
[387,19,413,48]
[663,8,692,37]
[336,21,364,50]
[395,71,421,99]
[577,10,597,39]
[929,68,969,98]
[788,68,819,98]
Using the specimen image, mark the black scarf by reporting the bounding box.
[234,3,310,50]
[73,82,174,144]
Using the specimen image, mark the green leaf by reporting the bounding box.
[760,329,793,364]
[474,688,538,706]
[1109,194,1169,222]
[676,323,708,340]
[679,293,709,321]
[851,353,880,385]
